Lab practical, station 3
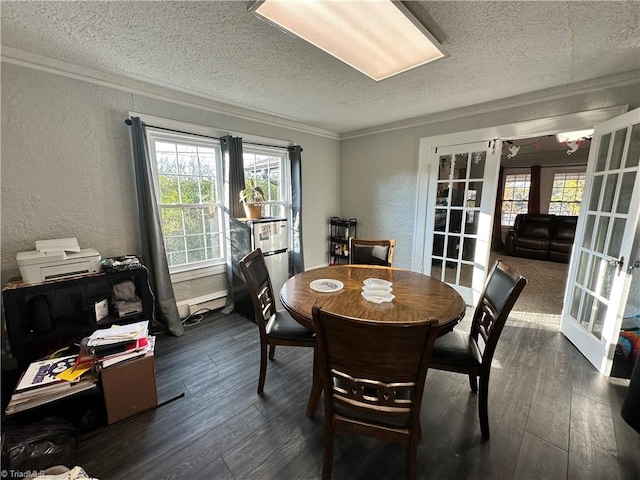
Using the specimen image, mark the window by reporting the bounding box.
[549,171,586,215]
[243,145,290,219]
[501,173,531,226]
[147,130,225,274]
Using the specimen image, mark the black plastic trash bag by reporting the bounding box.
[1,417,79,471]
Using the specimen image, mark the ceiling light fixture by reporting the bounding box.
[250,0,447,81]
[556,129,594,143]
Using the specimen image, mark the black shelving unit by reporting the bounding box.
[329,217,357,265]
[2,268,154,372]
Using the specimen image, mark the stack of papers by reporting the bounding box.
[361,278,395,303]
[83,320,154,369]
[5,355,98,415]
[86,320,148,347]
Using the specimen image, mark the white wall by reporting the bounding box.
[1,62,341,295]
[340,83,640,269]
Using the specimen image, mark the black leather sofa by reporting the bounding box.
[504,213,578,263]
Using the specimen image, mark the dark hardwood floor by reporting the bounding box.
[75,310,640,479]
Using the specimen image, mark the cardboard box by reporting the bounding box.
[100,353,157,424]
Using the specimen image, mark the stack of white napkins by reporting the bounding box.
[361,278,394,303]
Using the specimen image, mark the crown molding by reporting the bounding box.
[341,70,640,140]
[1,47,340,140]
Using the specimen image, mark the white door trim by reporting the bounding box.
[413,105,629,272]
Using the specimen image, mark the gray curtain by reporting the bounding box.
[288,145,304,275]
[221,135,245,312]
[220,135,245,219]
[129,117,184,337]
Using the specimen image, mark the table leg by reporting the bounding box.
[306,347,323,417]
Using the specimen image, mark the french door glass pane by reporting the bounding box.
[610,129,628,169]
[451,186,465,206]
[446,236,460,259]
[445,262,457,284]
[601,174,618,212]
[576,251,588,286]
[460,264,473,288]
[570,286,581,319]
[432,234,444,256]
[616,172,636,213]
[580,294,594,330]
[588,176,603,210]
[582,215,596,249]
[594,216,610,253]
[626,124,640,168]
[465,211,479,234]
[469,181,483,204]
[462,238,476,261]
[595,133,611,171]
[455,154,469,178]
[600,262,616,300]
[469,152,486,178]
[592,299,606,340]
[607,218,626,258]
[435,209,446,231]
[438,156,452,181]
[587,255,601,292]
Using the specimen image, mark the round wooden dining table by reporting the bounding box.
[280,265,466,417]
[280,264,466,331]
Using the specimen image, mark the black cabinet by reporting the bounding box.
[2,268,154,371]
[329,217,357,265]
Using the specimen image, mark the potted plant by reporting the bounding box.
[239,178,265,219]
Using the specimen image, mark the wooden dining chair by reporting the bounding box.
[239,248,315,395]
[312,306,439,480]
[429,259,527,440]
[349,238,396,266]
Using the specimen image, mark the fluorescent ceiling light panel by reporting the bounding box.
[556,129,594,143]
[251,0,447,81]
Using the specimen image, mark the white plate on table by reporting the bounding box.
[363,278,392,289]
[361,291,395,304]
[310,279,344,293]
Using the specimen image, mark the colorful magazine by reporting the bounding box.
[15,355,77,392]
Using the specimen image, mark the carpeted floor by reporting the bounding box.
[491,251,569,330]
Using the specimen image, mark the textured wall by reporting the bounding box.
[1,64,140,275]
[1,63,341,294]
[340,84,640,269]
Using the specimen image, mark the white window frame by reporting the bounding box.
[243,144,292,224]
[501,171,531,226]
[548,170,586,216]
[147,128,227,282]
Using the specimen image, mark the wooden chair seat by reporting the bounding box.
[431,329,482,367]
[265,311,316,342]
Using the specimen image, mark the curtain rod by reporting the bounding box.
[125,118,219,141]
[124,118,294,151]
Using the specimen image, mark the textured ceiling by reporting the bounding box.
[1,1,639,134]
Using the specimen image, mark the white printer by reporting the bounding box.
[16,238,101,285]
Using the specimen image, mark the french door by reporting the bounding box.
[421,140,502,305]
[561,108,640,375]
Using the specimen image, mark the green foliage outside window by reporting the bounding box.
[549,172,585,216]
[152,138,223,269]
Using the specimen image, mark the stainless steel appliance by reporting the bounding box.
[227,218,290,320]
